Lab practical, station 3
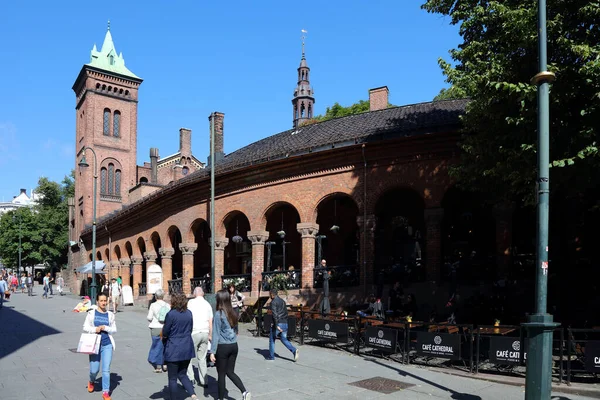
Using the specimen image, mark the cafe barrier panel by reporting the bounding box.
[566,328,600,385]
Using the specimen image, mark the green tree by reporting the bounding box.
[0,173,74,271]
[301,99,393,126]
[422,0,600,204]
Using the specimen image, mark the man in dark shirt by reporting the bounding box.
[389,281,404,314]
[268,289,298,362]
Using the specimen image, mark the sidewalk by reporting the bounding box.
[0,290,596,400]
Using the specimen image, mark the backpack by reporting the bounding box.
[157,303,169,323]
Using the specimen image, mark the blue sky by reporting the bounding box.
[0,0,460,201]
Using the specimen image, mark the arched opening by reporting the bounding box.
[96,251,102,261]
[150,232,162,273]
[114,245,122,261]
[374,188,425,283]
[167,226,183,280]
[223,212,251,275]
[315,194,360,267]
[190,219,210,279]
[125,241,133,286]
[264,203,301,272]
[140,177,148,184]
[441,187,496,284]
[136,237,147,284]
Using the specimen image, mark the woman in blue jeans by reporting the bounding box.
[83,293,116,400]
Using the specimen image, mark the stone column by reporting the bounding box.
[159,247,174,293]
[248,230,269,297]
[131,256,143,297]
[357,215,376,291]
[297,222,319,289]
[493,202,514,278]
[424,208,444,282]
[179,243,198,295]
[213,237,229,292]
[109,261,120,282]
[119,258,131,287]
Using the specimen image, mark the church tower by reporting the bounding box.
[72,23,143,235]
[292,31,315,129]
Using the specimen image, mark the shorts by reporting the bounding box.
[111,296,119,304]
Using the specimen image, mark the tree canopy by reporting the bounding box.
[300,99,394,126]
[0,173,74,272]
[423,0,600,204]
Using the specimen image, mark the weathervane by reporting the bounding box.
[301,29,307,58]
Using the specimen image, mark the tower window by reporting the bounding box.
[301,103,306,118]
[103,108,111,135]
[108,163,114,195]
[115,169,121,194]
[109,55,114,65]
[113,111,121,137]
[100,167,107,194]
[308,103,312,118]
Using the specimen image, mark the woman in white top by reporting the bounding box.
[147,289,170,372]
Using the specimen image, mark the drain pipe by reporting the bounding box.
[105,226,111,278]
[361,144,368,297]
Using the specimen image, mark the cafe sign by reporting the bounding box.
[489,337,526,365]
[365,326,398,353]
[585,341,600,372]
[416,332,461,360]
[308,319,348,342]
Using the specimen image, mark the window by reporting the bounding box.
[113,111,120,137]
[100,167,107,194]
[115,169,121,194]
[109,55,114,65]
[108,164,114,195]
[103,108,111,135]
[140,177,148,184]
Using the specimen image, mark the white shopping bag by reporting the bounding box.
[77,333,101,354]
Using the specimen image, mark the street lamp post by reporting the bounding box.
[523,0,559,398]
[12,212,22,276]
[78,147,98,305]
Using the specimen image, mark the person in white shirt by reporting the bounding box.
[109,278,121,313]
[0,276,8,308]
[147,289,170,372]
[187,286,213,387]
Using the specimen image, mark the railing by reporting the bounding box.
[168,279,183,295]
[261,270,301,291]
[190,277,211,294]
[222,274,251,292]
[313,265,359,288]
[138,282,147,296]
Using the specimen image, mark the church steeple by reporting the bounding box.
[292,30,315,129]
[87,21,139,79]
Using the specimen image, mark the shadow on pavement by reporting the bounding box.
[365,357,483,400]
[0,305,62,360]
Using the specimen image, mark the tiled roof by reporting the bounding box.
[84,99,467,232]
[217,98,468,172]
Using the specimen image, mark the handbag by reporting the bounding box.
[77,333,101,354]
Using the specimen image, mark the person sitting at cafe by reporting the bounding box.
[388,281,404,315]
[357,294,384,319]
[403,293,418,319]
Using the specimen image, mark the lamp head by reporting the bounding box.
[330,225,340,234]
[78,154,90,168]
[277,230,286,239]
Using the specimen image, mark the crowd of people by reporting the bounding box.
[0,269,66,304]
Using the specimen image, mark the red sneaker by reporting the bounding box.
[102,392,111,400]
[87,382,94,393]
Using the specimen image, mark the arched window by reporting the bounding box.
[113,111,120,137]
[109,55,114,65]
[108,163,114,195]
[100,167,107,194]
[140,177,148,184]
[308,104,312,118]
[103,108,111,135]
[115,169,121,194]
[301,102,306,118]
[294,104,298,119]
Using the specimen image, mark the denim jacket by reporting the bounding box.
[211,310,237,355]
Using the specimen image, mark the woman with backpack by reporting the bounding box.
[146,289,170,373]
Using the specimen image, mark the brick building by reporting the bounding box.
[68,26,510,307]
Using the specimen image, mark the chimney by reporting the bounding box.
[20,188,27,195]
[149,148,159,184]
[369,86,389,112]
[208,112,225,164]
[179,128,192,157]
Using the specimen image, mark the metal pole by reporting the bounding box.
[523,1,559,398]
[210,113,216,293]
[90,147,98,305]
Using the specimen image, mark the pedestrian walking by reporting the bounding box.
[210,289,251,400]
[56,273,65,296]
[109,278,120,313]
[0,276,8,309]
[228,283,245,318]
[187,287,213,388]
[83,293,117,400]
[267,289,299,362]
[48,273,54,295]
[26,273,33,296]
[42,273,50,299]
[146,289,169,373]
[161,292,199,400]
[20,274,26,294]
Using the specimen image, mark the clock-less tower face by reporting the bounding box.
[72,26,143,235]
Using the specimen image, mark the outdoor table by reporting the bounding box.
[478,327,517,336]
